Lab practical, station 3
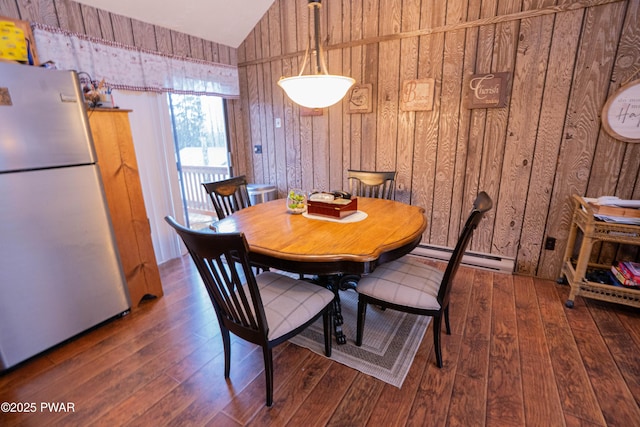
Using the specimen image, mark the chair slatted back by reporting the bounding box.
[165,216,267,342]
[202,175,252,220]
[347,170,397,200]
[439,191,492,307]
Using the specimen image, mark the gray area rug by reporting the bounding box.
[289,289,430,388]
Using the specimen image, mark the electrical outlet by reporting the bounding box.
[545,237,556,250]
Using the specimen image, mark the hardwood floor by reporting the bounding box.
[1,256,639,426]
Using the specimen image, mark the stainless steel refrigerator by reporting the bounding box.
[0,62,131,371]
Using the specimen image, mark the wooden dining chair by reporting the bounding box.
[165,216,334,407]
[355,191,493,368]
[347,169,397,200]
[338,170,399,292]
[202,175,252,220]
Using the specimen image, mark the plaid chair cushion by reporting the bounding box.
[357,257,443,310]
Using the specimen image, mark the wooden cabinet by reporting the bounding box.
[561,195,640,308]
[88,109,163,308]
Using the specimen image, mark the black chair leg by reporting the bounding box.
[221,327,231,378]
[263,347,274,407]
[323,309,332,357]
[433,314,443,368]
[356,298,367,346]
[444,305,451,335]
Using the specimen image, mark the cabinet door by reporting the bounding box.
[89,109,163,307]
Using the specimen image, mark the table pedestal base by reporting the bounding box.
[339,274,360,292]
[312,275,348,345]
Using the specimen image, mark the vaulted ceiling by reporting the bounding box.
[74,0,275,48]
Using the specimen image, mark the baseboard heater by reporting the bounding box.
[411,244,514,274]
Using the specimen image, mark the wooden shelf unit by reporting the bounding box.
[88,109,163,308]
[561,195,640,308]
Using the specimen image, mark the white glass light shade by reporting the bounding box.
[278,74,356,109]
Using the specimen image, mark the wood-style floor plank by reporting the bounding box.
[443,269,491,426]
[247,352,332,426]
[456,268,493,378]
[406,334,460,426]
[567,301,640,426]
[326,374,385,426]
[487,273,525,426]
[587,301,640,404]
[448,268,493,426]
[220,343,311,424]
[285,357,358,427]
[514,275,565,427]
[54,332,208,426]
[128,341,265,426]
[536,277,607,426]
[96,374,180,426]
[1,257,639,426]
[362,334,430,426]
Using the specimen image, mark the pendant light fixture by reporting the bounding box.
[278,0,355,109]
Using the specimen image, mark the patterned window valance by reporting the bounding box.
[32,23,239,98]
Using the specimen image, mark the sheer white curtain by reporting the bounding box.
[32,23,239,97]
[108,90,186,263]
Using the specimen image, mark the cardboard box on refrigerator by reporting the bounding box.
[0,21,28,62]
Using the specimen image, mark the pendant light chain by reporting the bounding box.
[312,1,323,74]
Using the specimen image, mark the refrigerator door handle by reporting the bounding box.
[60,93,79,103]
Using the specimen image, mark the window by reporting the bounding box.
[168,94,231,229]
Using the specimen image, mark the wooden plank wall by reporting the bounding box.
[230,0,640,279]
[1,0,638,280]
[0,0,237,65]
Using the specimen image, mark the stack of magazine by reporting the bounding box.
[585,196,640,225]
[610,261,640,288]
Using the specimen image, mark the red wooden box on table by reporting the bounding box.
[307,193,358,219]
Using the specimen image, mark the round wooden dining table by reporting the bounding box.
[212,197,427,276]
[212,197,427,344]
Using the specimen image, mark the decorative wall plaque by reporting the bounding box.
[400,79,434,111]
[466,72,510,109]
[601,79,640,143]
[347,84,373,114]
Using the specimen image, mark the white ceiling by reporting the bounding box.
[74,0,275,48]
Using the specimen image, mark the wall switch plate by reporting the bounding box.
[275,118,281,128]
